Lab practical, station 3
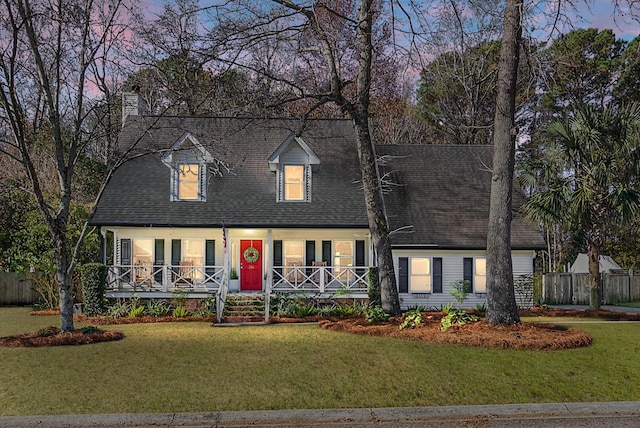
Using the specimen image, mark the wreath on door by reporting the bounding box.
[243,246,259,263]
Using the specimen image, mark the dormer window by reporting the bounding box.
[268,134,320,203]
[178,164,201,200]
[162,132,214,202]
[284,165,305,201]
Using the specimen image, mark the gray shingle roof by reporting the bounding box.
[376,144,545,249]
[90,116,545,249]
[91,117,368,228]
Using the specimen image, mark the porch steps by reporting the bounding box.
[219,294,267,324]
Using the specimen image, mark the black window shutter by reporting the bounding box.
[305,241,315,276]
[355,240,365,277]
[273,240,283,277]
[205,240,215,279]
[171,239,181,265]
[171,239,181,281]
[433,257,443,293]
[398,257,408,293]
[463,257,473,292]
[154,239,164,283]
[121,239,131,282]
[321,241,331,264]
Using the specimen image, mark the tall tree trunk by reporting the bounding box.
[485,0,522,326]
[54,232,74,331]
[351,110,401,314]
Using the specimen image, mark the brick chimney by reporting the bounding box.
[122,88,148,125]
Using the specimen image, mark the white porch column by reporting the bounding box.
[267,229,273,291]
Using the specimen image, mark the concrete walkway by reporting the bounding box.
[1,402,640,427]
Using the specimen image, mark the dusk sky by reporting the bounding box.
[572,0,639,40]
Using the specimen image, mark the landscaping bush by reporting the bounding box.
[78,263,106,316]
[367,267,380,307]
[363,305,390,324]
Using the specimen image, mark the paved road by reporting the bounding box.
[2,402,640,427]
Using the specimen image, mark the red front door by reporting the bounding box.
[240,240,262,291]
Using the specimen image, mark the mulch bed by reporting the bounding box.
[73,314,217,325]
[318,315,593,351]
[9,305,638,349]
[0,326,124,347]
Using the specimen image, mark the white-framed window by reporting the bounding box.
[474,257,486,293]
[334,240,353,281]
[284,241,304,267]
[182,239,204,280]
[410,257,431,293]
[171,163,206,201]
[284,165,304,200]
[132,239,153,265]
[178,164,199,200]
[284,240,304,280]
[277,164,310,202]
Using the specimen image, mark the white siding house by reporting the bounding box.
[90,104,545,310]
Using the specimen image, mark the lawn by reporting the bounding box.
[1,307,640,416]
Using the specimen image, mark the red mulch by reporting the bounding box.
[0,326,124,347]
[73,314,217,325]
[318,315,593,351]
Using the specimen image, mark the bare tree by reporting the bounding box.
[0,0,131,331]
[190,0,402,313]
[485,0,522,325]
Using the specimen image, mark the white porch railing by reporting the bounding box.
[106,264,370,295]
[216,271,229,323]
[107,265,224,292]
[270,265,369,293]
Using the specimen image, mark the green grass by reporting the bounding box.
[1,307,640,416]
[613,301,640,308]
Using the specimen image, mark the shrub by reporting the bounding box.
[450,280,470,310]
[363,305,390,324]
[441,303,453,314]
[335,305,356,316]
[78,263,107,316]
[126,294,146,317]
[195,295,216,316]
[171,289,189,308]
[172,306,190,318]
[367,267,381,307]
[146,299,170,317]
[294,303,317,317]
[440,310,479,331]
[317,304,340,316]
[106,299,131,318]
[128,305,146,318]
[399,307,424,330]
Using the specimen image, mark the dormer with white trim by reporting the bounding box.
[268,133,320,203]
[162,132,214,202]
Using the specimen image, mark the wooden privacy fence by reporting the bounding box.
[0,272,37,306]
[543,271,640,305]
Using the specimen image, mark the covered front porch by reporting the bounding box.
[105,263,371,296]
[105,263,372,323]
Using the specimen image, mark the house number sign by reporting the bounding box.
[243,246,259,263]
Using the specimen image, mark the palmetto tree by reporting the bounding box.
[522,103,640,309]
